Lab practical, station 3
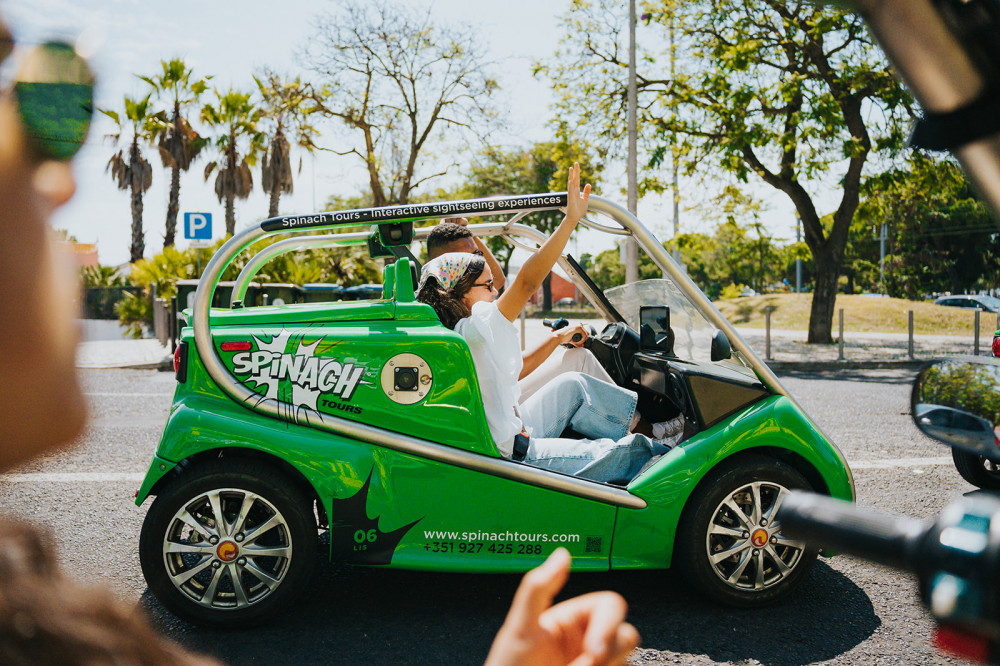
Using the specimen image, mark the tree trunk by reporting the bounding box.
[268,178,280,218]
[130,179,145,263]
[807,249,839,344]
[542,273,552,311]
[164,165,180,247]
[225,194,236,236]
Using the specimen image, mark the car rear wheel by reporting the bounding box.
[139,459,317,627]
[951,446,1000,490]
[675,455,816,607]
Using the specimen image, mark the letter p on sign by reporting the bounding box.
[184,212,212,240]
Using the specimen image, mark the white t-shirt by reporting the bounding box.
[454,301,523,457]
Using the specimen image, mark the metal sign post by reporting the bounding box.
[184,213,214,277]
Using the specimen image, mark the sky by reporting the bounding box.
[3,0,800,267]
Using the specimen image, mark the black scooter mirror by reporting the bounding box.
[911,356,1000,460]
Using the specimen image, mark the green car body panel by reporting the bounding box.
[137,299,851,574]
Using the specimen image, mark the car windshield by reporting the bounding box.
[604,278,752,371]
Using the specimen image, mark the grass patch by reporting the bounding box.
[714,293,1000,336]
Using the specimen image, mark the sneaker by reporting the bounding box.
[651,415,684,441]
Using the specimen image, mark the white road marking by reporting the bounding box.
[83,392,173,397]
[0,472,146,483]
[849,456,953,470]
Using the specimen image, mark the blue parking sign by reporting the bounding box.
[184,212,212,240]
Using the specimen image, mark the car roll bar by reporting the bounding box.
[228,220,613,319]
[192,192,853,502]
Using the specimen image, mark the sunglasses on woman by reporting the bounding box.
[473,279,495,291]
[0,23,94,161]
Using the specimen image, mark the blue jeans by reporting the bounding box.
[518,372,668,483]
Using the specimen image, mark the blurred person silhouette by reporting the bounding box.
[0,20,638,664]
[0,21,219,665]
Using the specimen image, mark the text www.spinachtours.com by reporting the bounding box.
[423,530,580,543]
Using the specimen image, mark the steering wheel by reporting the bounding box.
[586,322,634,384]
[597,322,628,348]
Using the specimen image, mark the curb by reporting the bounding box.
[766,359,927,372]
[76,356,174,372]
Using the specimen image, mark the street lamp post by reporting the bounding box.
[625,0,639,284]
[669,12,681,269]
[796,214,802,293]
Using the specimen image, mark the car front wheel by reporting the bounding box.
[675,455,816,607]
[139,459,317,627]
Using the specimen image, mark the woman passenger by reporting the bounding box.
[416,164,678,483]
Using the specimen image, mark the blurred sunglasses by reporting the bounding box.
[0,23,94,161]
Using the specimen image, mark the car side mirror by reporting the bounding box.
[710,329,732,362]
[911,357,1000,460]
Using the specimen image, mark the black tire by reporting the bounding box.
[951,446,1000,490]
[139,458,317,628]
[674,454,817,607]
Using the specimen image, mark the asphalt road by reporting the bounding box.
[0,367,977,665]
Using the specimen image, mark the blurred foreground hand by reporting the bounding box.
[485,548,640,666]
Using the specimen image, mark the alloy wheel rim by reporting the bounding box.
[161,488,293,610]
[705,481,804,591]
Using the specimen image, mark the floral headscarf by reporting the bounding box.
[419,252,477,292]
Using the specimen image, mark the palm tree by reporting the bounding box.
[254,71,321,218]
[141,59,211,247]
[201,89,264,235]
[101,96,154,262]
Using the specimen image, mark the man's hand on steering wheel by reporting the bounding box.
[554,324,589,348]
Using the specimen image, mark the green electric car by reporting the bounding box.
[135,193,855,627]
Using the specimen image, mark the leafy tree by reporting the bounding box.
[201,89,265,235]
[853,155,1000,298]
[542,0,911,342]
[142,59,211,247]
[255,70,321,218]
[101,95,154,263]
[775,240,813,292]
[304,0,500,206]
[117,245,197,337]
[81,264,125,288]
[582,245,661,291]
[669,232,717,296]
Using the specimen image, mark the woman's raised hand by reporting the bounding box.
[565,162,591,225]
[495,162,593,323]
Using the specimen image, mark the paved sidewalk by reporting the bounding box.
[734,328,989,369]
[75,320,994,370]
[76,339,172,370]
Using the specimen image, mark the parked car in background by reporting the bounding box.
[555,297,576,307]
[933,294,1000,313]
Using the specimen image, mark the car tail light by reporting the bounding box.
[174,341,188,383]
[992,335,1000,358]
